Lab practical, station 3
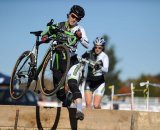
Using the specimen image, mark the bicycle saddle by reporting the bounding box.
[30,31,43,36]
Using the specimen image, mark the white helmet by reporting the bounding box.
[93,37,106,46]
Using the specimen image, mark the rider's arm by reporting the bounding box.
[41,26,50,36]
[41,26,54,42]
[79,27,89,49]
[101,54,109,73]
[72,25,89,48]
[41,23,58,37]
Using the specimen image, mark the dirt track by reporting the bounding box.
[0,105,160,130]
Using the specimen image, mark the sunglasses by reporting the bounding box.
[70,13,81,22]
[95,46,103,50]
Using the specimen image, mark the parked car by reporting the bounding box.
[0,87,38,106]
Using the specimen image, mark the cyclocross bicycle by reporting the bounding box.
[10,19,77,100]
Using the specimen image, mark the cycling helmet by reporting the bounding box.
[93,37,106,46]
[70,5,85,19]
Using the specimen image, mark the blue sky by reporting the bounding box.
[0,0,160,81]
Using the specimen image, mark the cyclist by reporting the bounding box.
[82,37,109,109]
[41,5,89,120]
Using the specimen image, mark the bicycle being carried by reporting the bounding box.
[10,19,77,100]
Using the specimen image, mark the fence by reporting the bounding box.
[108,81,160,112]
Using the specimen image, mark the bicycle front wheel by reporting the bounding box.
[10,51,35,100]
[40,44,70,96]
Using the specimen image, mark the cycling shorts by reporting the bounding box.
[84,82,105,96]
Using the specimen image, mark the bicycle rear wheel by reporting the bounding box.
[10,51,35,100]
[40,44,70,96]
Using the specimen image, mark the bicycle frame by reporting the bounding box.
[28,26,77,80]
[29,40,56,81]
[28,24,77,81]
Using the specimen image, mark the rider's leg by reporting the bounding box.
[93,95,102,109]
[56,86,66,102]
[68,78,84,120]
[62,91,73,107]
[55,51,67,105]
[93,83,105,109]
[84,90,93,109]
[53,68,65,103]
[84,82,93,109]
[56,85,73,107]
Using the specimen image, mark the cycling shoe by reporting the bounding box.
[75,111,84,120]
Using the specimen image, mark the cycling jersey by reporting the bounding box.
[58,22,89,56]
[42,21,89,57]
[87,51,109,77]
[84,50,109,94]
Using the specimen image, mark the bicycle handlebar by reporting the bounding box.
[77,56,96,67]
[77,56,103,75]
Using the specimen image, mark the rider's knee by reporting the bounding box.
[68,79,77,91]
[68,79,82,100]
[56,88,66,102]
[73,92,82,100]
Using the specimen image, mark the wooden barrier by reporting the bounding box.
[0,105,160,130]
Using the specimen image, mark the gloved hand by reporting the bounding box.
[94,64,101,70]
[41,35,49,43]
[94,60,103,70]
[75,29,82,40]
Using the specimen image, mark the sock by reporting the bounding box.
[76,102,82,112]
